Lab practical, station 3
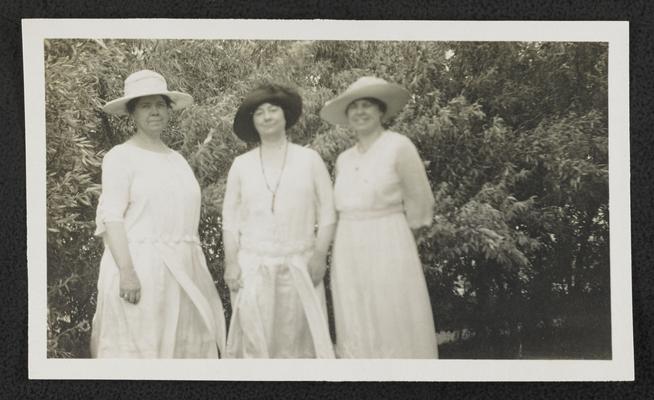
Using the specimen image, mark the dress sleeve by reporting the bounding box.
[311,150,337,228]
[94,148,131,236]
[221,157,242,233]
[395,136,435,229]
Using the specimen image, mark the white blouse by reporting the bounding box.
[95,142,203,242]
[222,143,336,253]
[334,130,434,229]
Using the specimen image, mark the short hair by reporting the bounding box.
[237,83,302,143]
[248,84,299,123]
[126,95,173,114]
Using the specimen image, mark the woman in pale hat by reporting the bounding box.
[320,77,438,358]
[222,83,336,358]
[91,70,226,358]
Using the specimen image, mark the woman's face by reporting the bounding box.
[130,95,170,135]
[346,98,384,133]
[253,102,286,139]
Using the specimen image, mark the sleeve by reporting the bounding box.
[395,136,435,229]
[311,150,337,228]
[221,157,242,233]
[94,148,131,237]
[334,152,343,179]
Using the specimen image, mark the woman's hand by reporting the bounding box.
[307,250,328,286]
[411,226,429,245]
[119,267,141,304]
[224,261,243,293]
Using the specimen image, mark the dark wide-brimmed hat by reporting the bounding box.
[102,70,193,116]
[320,76,409,126]
[232,84,303,143]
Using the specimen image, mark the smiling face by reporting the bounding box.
[252,102,286,140]
[130,95,171,136]
[346,98,385,133]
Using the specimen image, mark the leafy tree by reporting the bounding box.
[45,39,609,359]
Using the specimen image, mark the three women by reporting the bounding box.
[93,71,436,359]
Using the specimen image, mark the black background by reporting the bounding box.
[2,0,653,398]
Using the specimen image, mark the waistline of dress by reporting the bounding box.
[239,237,314,257]
[338,205,404,221]
[127,234,201,245]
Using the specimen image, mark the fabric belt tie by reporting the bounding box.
[338,205,404,220]
[225,258,335,359]
[128,235,201,244]
[156,244,224,357]
[239,238,313,257]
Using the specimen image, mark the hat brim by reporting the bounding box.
[320,83,410,126]
[233,87,302,143]
[102,91,193,116]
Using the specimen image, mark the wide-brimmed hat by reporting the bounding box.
[102,70,193,116]
[319,76,410,126]
[232,84,303,143]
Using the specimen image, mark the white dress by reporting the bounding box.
[222,143,336,358]
[331,130,438,358]
[91,142,226,358]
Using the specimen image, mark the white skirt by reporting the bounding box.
[91,241,226,358]
[331,211,438,358]
[225,247,334,358]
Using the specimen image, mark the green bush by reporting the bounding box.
[46,39,609,358]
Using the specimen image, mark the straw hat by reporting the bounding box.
[232,84,303,143]
[319,76,410,126]
[102,70,193,116]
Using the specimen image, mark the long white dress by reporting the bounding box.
[331,130,438,358]
[222,143,336,358]
[91,142,226,358]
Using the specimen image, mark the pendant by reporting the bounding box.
[271,193,276,213]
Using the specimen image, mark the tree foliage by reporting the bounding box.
[45,39,609,358]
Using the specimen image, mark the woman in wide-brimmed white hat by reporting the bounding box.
[221,83,336,358]
[91,70,226,358]
[320,77,438,358]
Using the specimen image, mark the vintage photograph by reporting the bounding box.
[25,19,632,380]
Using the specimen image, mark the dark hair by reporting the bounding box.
[126,95,173,114]
[232,83,303,143]
[250,98,288,120]
[346,97,388,115]
[248,84,298,124]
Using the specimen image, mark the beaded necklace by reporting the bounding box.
[259,140,289,214]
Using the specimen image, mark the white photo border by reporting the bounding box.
[24,19,632,381]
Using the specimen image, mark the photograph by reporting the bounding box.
[24,19,632,381]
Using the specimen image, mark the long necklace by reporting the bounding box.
[259,140,289,214]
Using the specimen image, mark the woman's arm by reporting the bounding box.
[314,223,336,255]
[104,222,141,304]
[95,149,140,304]
[396,136,435,232]
[307,151,337,286]
[221,159,243,292]
[222,231,242,291]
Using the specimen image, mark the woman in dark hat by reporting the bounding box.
[92,70,226,358]
[320,77,438,358]
[222,84,336,358]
